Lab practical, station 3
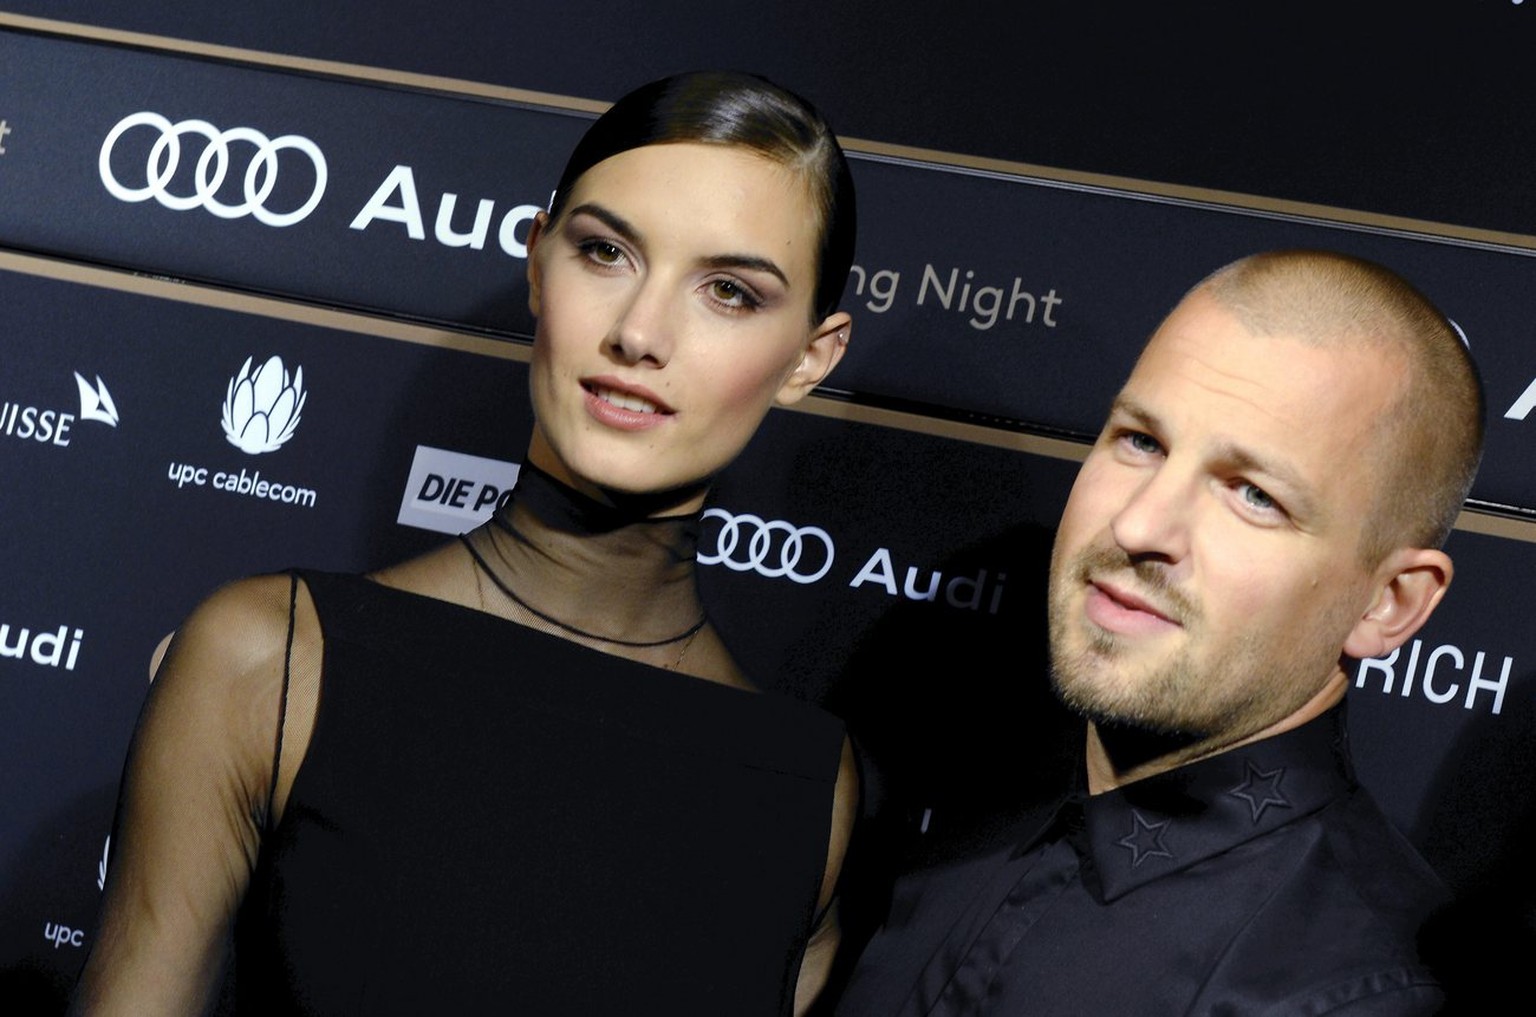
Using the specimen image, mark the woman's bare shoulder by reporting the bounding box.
[155,573,316,698]
[368,540,476,608]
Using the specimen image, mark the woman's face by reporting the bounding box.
[525,141,849,513]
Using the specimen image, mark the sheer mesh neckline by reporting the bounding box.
[508,460,702,538]
[457,461,710,655]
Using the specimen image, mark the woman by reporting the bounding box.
[71,70,858,1016]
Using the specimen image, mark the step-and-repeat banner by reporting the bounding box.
[3,21,1535,1003]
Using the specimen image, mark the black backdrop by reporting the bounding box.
[3,0,1530,233]
[3,2,1536,1010]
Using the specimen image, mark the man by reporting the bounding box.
[834,250,1482,1015]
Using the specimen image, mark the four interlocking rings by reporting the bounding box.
[699,509,835,584]
[98,111,328,227]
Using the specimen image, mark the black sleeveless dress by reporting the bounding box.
[233,570,844,1016]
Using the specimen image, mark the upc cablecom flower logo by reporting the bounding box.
[222,354,306,454]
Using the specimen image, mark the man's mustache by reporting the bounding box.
[1068,543,1199,627]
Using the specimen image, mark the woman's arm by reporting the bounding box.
[794,736,859,1016]
[68,574,314,1016]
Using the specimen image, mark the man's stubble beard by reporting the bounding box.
[1048,541,1267,743]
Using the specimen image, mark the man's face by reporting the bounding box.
[1048,290,1406,749]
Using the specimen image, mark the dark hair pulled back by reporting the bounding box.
[548,70,856,321]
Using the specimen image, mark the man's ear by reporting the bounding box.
[776,312,852,407]
[525,211,550,317]
[1343,547,1453,660]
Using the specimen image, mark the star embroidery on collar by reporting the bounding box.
[1227,761,1291,823]
[1116,809,1173,868]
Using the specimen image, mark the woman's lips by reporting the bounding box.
[581,377,674,430]
[1083,578,1181,636]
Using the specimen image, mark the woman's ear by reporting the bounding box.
[149,630,175,683]
[525,211,551,317]
[1343,547,1454,661]
[776,312,852,406]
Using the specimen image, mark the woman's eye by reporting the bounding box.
[578,239,628,268]
[707,278,762,311]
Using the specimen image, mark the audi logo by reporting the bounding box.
[698,509,835,584]
[98,111,327,227]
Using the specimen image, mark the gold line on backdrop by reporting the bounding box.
[0,248,1521,542]
[0,249,1088,461]
[0,13,609,115]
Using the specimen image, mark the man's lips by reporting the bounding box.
[1083,577,1182,635]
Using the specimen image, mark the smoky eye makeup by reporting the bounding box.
[558,200,798,315]
[573,235,631,270]
[701,276,765,313]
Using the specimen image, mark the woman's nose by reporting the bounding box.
[607,278,677,367]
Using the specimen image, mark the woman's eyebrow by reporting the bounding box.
[566,202,642,246]
[700,254,789,287]
[568,202,790,288]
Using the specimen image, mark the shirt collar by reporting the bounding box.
[1055,703,1356,903]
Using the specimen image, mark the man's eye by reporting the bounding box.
[1238,482,1280,515]
[1120,431,1162,455]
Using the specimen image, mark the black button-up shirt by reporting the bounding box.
[836,705,1447,1015]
